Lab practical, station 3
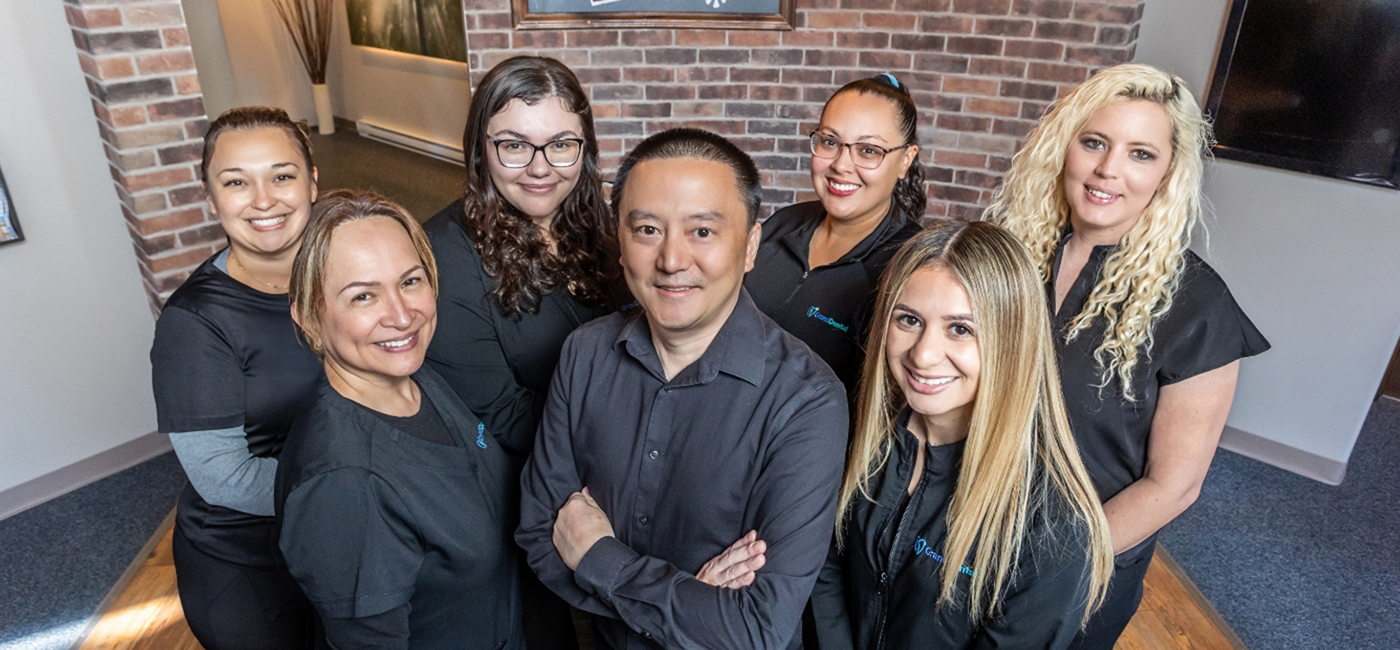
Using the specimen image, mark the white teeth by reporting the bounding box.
[378,335,413,349]
[1087,188,1115,199]
[250,216,286,227]
[830,181,859,191]
[913,375,954,386]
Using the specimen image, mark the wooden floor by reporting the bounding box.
[75,514,1243,649]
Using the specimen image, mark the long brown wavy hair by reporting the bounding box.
[458,56,620,317]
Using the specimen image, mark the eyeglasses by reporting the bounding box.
[491,138,585,168]
[809,132,910,170]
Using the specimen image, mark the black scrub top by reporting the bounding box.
[422,201,613,464]
[746,201,922,394]
[810,410,1094,650]
[1051,236,1270,561]
[275,366,524,649]
[151,251,322,567]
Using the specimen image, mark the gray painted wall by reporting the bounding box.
[1137,0,1400,481]
[0,3,160,495]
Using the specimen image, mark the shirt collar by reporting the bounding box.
[893,407,965,477]
[779,202,910,268]
[614,288,767,388]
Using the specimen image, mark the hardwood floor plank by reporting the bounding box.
[78,513,201,650]
[1115,548,1242,650]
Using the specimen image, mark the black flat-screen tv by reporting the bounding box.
[1205,0,1400,190]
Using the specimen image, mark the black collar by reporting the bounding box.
[778,202,912,270]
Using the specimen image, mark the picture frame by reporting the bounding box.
[0,167,23,246]
[345,0,468,63]
[511,0,795,31]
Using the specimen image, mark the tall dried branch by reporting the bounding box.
[271,0,334,84]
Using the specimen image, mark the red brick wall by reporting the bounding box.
[464,0,1144,220]
[65,0,216,311]
[62,0,1144,305]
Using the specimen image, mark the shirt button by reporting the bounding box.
[648,450,659,459]
[663,387,673,393]
[639,516,649,524]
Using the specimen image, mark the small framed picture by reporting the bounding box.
[0,167,22,246]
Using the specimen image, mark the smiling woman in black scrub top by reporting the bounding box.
[277,190,522,649]
[810,220,1114,649]
[986,64,1270,649]
[421,56,623,649]
[150,106,318,650]
[423,55,621,462]
[745,73,924,394]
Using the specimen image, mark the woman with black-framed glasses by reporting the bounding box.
[421,55,624,650]
[746,74,928,394]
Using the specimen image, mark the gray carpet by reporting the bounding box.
[309,129,463,224]
[0,451,185,650]
[1160,397,1400,649]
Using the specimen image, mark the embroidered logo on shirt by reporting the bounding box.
[476,423,487,449]
[913,536,975,577]
[806,306,850,332]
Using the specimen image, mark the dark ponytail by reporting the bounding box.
[825,74,927,220]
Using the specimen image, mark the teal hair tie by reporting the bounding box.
[879,72,901,89]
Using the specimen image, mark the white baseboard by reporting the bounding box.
[0,432,172,521]
[355,120,465,165]
[1218,425,1348,486]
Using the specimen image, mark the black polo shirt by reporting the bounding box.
[1051,236,1270,561]
[516,290,849,650]
[151,251,322,567]
[811,409,1095,650]
[276,365,523,649]
[423,201,613,464]
[746,201,923,394]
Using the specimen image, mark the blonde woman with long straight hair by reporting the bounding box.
[810,220,1113,649]
[985,63,1270,648]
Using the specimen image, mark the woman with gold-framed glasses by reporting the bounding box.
[746,73,927,394]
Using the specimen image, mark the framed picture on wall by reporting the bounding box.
[345,0,468,63]
[512,0,795,30]
[0,167,23,246]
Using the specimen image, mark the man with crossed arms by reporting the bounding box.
[516,128,848,649]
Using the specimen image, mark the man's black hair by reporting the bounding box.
[610,128,763,227]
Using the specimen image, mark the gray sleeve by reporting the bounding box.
[169,426,278,516]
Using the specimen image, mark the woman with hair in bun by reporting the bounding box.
[746,73,926,394]
[811,220,1114,649]
[986,63,1270,648]
[150,106,319,649]
[422,55,622,649]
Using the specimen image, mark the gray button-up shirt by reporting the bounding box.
[517,290,849,650]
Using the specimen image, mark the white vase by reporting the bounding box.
[312,83,334,135]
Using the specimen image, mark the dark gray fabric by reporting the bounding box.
[277,367,524,649]
[517,290,849,650]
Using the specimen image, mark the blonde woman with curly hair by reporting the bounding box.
[810,220,1113,649]
[985,63,1270,648]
